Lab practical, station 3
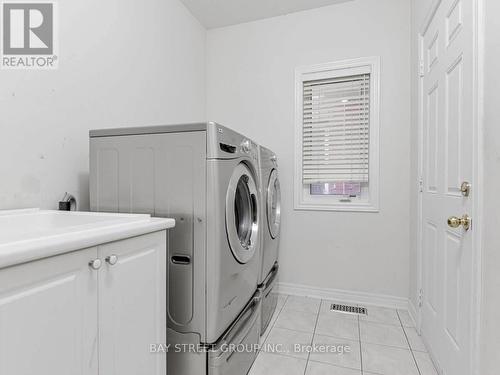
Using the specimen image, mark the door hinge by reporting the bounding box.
[418,289,423,308]
[419,59,425,77]
[419,178,424,193]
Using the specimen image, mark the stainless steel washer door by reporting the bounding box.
[226,163,259,264]
[267,169,281,239]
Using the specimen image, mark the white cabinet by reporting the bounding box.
[0,231,166,375]
[98,232,166,375]
[0,247,99,375]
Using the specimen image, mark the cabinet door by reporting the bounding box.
[98,231,167,375]
[0,248,99,375]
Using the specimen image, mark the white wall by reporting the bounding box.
[207,0,411,300]
[480,0,500,373]
[0,0,206,210]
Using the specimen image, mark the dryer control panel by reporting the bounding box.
[240,139,251,153]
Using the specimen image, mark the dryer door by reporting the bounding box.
[226,163,259,264]
[267,169,281,239]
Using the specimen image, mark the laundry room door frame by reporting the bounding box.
[415,0,484,374]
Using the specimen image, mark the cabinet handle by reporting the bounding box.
[89,259,102,270]
[106,254,118,266]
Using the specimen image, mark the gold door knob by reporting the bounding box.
[460,182,471,197]
[447,214,471,231]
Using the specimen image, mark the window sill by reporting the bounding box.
[294,201,379,213]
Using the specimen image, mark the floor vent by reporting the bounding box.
[330,304,367,315]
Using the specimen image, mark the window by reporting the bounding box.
[294,57,380,212]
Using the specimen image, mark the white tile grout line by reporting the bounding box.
[303,300,321,375]
[397,309,422,375]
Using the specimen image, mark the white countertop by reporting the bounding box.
[0,209,175,269]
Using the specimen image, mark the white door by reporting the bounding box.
[420,0,476,374]
[0,248,99,375]
[98,231,167,375]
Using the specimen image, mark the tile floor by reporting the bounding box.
[249,294,438,375]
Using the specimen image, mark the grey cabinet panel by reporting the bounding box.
[130,147,155,214]
[90,131,207,339]
[90,146,119,213]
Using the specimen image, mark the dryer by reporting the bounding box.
[257,146,281,334]
[89,122,262,375]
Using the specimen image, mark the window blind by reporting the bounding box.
[302,73,370,184]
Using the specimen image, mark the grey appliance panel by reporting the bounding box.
[167,292,261,375]
[205,158,260,343]
[259,264,279,335]
[90,122,262,346]
[167,329,206,375]
[90,131,207,340]
[89,122,209,138]
[208,292,261,375]
[90,121,260,162]
[257,146,281,284]
[90,147,119,212]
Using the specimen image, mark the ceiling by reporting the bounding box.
[180,0,353,29]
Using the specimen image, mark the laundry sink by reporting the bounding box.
[0,208,174,269]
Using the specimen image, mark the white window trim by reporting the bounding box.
[294,57,380,212]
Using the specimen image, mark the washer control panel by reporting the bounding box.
[208,123,259,161]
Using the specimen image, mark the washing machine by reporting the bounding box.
[89,122,262,375]
[257,145,281,335]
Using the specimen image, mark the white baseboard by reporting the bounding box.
[277,282,409,310]
[408,299,419,328]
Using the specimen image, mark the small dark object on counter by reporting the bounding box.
[59,192,77,211]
